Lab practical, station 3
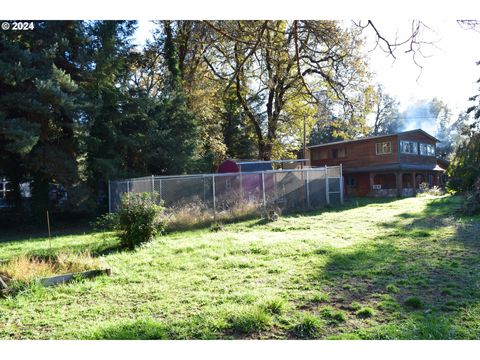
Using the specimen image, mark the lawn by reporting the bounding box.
[1,195,480,339]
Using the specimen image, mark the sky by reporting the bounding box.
[363,20,480,116]
[133,20,480,130]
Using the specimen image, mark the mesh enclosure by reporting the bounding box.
[307,169,327,208]
[109,166,343,220]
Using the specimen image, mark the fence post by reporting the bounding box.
[261,171,266,207]
[325,165,330,206]
[203,176,206,203]
[240,172,244,202]
[159,178,162,200]
[212,174,217,222]
[151,175,155,200]
[126,180,130,206]
[340,164,344,205]
[306,170,310,209]
[108,180,111,213]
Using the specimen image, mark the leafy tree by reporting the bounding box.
[448,60,480,190]
[204,20,371,160]
[370,85,402,136]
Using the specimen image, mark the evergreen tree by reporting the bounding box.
[0,21,87,219]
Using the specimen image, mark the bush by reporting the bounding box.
[92,212,119,231]
[418,182,430,194]
[417,183,444,197]
[462,177,480,215]
[446,178,463,193]
[117,192,165,250]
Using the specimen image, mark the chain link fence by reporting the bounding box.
[109,166,343,223]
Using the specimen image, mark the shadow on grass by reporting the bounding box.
[0,224,96,244]
[313,195,480,339]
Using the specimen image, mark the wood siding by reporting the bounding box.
[310,135,398,168]
[310,131,438,170]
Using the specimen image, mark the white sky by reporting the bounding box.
[134,19,480,123]
[363,20,480,117]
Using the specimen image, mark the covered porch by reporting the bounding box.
[344,164,446,198]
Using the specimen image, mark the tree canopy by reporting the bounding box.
[0,20,477,219]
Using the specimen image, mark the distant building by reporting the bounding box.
[308,129,448,197]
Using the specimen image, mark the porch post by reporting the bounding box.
[369,172,375,194]
[396,171,403,197]
[412,171,416,196]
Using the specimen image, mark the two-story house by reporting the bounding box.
[308,129,447,197]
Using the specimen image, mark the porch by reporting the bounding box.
[344,165,445,198]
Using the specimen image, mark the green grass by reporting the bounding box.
[1,195,480,339]
[404,296,423,309]
[356,307,376,318]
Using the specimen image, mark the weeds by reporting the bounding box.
[356,307,375,318]
[319,306,346,324]
[0,251,103,283]
[227,305,271,335]
[290,313,322,339]
[404,297,423,309]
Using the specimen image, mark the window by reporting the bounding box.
[400,140,418,154]
[332,147,347,159]
[419,143,435,156]
[375,142,391,155]
[312,150,328,160]
[347,175,356,187]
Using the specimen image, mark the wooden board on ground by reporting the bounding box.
[38,269,111,287]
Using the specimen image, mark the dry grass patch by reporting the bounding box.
[0,251,104,283]
[166,199,261,231]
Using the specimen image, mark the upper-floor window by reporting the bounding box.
[332,147,347,159]
[312,149,328,160]
[400,140,418,154]
[375,142,391,155]
[419,143,435,156]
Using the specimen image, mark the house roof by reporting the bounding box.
[307,129,440,149]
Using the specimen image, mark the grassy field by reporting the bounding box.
[1,195,480,339]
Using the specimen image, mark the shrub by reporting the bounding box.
[117,192,165,250]
[290,313,322,339]
[446,178,463,193]
[418,182,430,194]
[462,178,480,215]
[92,212,119,232]
[417,183,444,197]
